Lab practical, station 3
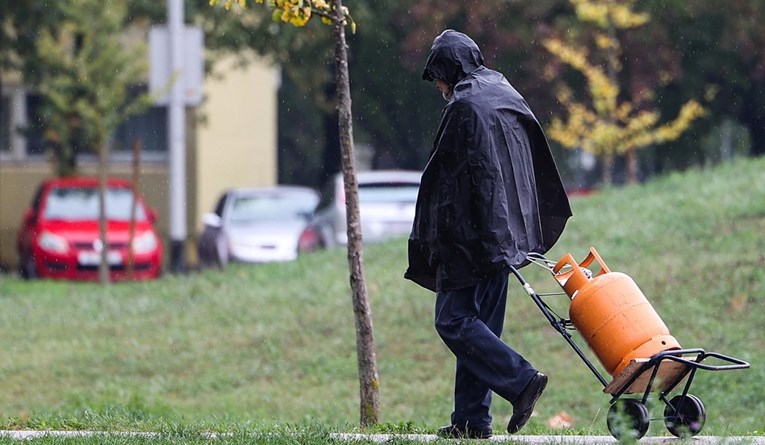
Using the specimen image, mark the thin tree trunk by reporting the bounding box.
[602,153,614,186]
[97,139,110,285]
[128,138,142,280]
[626,149,638,184]
[331,0,380,427]
[745,104,765,157]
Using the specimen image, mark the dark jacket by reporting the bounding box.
[405,30,572,292]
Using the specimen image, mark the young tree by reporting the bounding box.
[543,0,706,184]
[35,0,153,283]
[212,0,380,427]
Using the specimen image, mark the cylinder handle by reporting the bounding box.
[552,247,611,298]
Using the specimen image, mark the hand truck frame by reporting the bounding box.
[508,252,750,440]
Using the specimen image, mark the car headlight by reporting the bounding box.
[132,231,159,254]
[38,231,69,253]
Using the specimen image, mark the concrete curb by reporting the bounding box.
[331,434,765,444]
[1,431,763,444]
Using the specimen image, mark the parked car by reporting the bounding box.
[16,177,163,281]
[197,186,320,267]
[311,170,422,248]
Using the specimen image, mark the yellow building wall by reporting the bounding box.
[0,54,278,271]
[195,53,278,230]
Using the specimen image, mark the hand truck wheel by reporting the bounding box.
[664,394,706,438]
[607,398,650,440]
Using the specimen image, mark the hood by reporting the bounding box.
[421,29,484,86]
[39,219,155,243]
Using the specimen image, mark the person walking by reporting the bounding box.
[405,29,573,439]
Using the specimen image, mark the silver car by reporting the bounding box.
[311,170,422,248]
[198,186,320,267]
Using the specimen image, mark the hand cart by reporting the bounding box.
[509,248,750,440]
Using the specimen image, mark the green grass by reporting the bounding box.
[0,157,763,441]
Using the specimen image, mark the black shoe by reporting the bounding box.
[436,424,493,439]
[507,372,548,434]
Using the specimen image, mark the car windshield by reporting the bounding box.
[229,192,317,223]
[43,186,147,221]
[358,182,419,204]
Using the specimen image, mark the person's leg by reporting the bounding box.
[451,358,493,428]
[479,269,510,338]
[449,271,509,428]
[435,270,538,424]
[477,270,549,434]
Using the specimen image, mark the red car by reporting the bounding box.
[16,177,163,281]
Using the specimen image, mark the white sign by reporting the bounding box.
[149,25,204,106]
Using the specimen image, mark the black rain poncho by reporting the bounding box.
[405,30,572,292]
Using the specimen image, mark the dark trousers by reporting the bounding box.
[435,269,537,428]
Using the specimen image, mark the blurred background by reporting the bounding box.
[1,0,762,272]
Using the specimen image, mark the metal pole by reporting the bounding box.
[168,0,186,272]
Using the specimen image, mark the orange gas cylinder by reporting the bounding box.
[553,247,681,377]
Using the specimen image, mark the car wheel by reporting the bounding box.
[215,237,229,269]
[319,225,335,249]
[19,255,38,280]
[198,232,221,269]
[198,241,213,269]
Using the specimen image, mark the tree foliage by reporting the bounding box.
[643,0,765,159]
[4,0,764,187]
[34,0,152,177]
[543,0,706,183]
[212,0,354,29]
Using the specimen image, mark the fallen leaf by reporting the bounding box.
[730,293,747,313]
[546,411,575,429]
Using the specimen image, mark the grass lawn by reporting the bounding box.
[0,157,763,442]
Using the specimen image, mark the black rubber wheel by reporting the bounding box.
[664,394,706,438]
[19,256,37,280]
[607,398,650,440]
[215,237,229,269]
